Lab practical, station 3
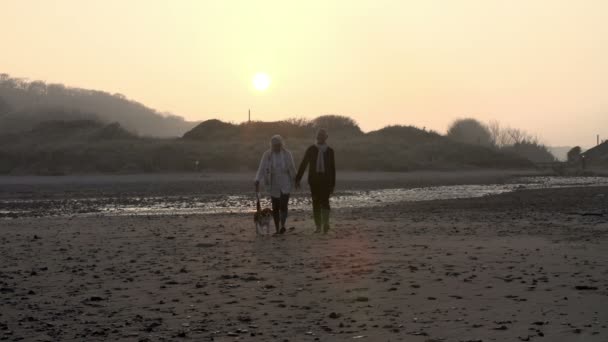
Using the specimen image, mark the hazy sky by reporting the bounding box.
[1,0,607,146]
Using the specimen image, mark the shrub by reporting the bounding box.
[567,146,582,163]
[447,118,493,147]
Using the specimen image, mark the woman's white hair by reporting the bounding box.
[270,134,285,147]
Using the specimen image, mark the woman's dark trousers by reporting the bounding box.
[271,193,290,232]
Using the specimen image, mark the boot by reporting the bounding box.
[313,206,322,233]
[279,210,287,234]
[321,208,331,234]
[272,212,280,234]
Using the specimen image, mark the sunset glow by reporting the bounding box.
[253,73,271,91]
[1,0,607,145]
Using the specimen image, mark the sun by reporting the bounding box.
[253,72,271,91]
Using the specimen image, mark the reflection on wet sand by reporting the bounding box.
[2,176,608,218]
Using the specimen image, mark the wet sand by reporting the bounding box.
[0,170,559,218]
[0,170,542,200]
[1,185,608,341]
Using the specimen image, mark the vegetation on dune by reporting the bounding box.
[183,115,362,141]
[448,118,556,163]
[0,117,535,175]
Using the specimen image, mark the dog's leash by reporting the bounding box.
[255,192,261,212]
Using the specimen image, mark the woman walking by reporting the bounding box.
[255,135,297,234]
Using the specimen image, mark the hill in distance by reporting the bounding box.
[0,73,198,137]
[0,73,542,174]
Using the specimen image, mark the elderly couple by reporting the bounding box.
[255,129,336,234]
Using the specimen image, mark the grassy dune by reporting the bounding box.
[0,118,533,175]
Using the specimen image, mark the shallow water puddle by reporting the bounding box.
[1,176,607,217]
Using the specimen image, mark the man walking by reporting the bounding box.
[295,129,336,233]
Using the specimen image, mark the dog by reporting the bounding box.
[253,193,273,236]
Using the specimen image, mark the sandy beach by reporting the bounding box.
[1,180,607,341]
[3,1,607,340]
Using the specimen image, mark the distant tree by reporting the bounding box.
[503,127,540,145]
[14,78,29,90]
[284,117,312,128]
[487,120,546,147]
[488,121,555,163]
[501,141,556,163]
[567,146,582,163]
[28,81,47,95]
[312,115,362,135]
[447,118,493,147]
[47,83,67,97]
[487,120,511,147]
